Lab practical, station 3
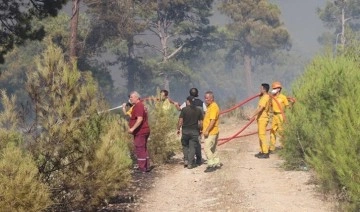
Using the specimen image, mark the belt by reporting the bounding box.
[273,112,282,115]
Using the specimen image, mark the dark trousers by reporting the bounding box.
[181,134,199,166]
[195,137,202,163]
[134,133,150,171]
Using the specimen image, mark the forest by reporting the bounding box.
[0,0,359,211]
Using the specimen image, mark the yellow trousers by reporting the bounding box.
[257,118,269,154]
[204,134,220,167]
[270,114,283,151]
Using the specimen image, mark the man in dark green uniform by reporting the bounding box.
[177,96,203,169]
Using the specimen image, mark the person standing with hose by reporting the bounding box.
[128,91,151,173]
[269,81,289,153]
[248,83,271,159]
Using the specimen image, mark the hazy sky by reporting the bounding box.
[273,0,327,57]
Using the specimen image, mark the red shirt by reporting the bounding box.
[129,101,150,135]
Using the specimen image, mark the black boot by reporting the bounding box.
[257,153,269,159]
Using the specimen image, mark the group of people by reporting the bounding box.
[123,88,221,174]
[175,88,221,173]
[248,81,290,159]
[123,81,289,174]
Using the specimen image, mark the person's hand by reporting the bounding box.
[122,103,126,108]
[203,131,209,138]
[128,128,134,134]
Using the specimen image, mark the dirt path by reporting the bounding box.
[110,119,335,212]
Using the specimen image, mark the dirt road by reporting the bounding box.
[108,119,335,212]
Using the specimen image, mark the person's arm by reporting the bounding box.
[177,117,183,135]
[129,116,143,133]
[198,120,203,134]
[203,119,215,138]
[174,102,181,111]
[122,103,128,115]
[283,95,290,109]
[248,105,265,120]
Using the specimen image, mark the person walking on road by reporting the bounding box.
[177,96,203,169]
[202,91,221,172]
[269,81,289,152]
[128,91,151,173]
[248,83,271,159]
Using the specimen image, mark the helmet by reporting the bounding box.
[189,88,198,97]
[272,81,282,89]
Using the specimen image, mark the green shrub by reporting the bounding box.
[282,54,360,210]
[22,43,132,210]
[56,116,132,210]
[146,98,180,164]
[0,143,52,211]
[0,90,52,211]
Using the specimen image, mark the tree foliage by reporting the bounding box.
[145,97,180,164]
[23,43,132,210]
[0,90,52,211]
[0,12,117,108]
[218,0,290,95]
[84,0,152,94]
[0,0,68,63]
[317,0,360,47]
[282,51,360,210]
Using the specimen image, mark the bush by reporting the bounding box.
[0,143,52,211]
[0,90,51,211]
[146,98,180,164]
[22,43,132,210]
[282,54,360,210]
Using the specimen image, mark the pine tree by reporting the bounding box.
[0,90,52,211]
[26,42,132,210]
[218,0,290,95]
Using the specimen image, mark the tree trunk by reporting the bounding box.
[127,37,135,93]
[243,53,253,97]
[163,73,170,91]
[70,0,80,59]
[340,7,346,46]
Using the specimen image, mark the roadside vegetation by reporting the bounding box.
[282,44,360,211]
[0,44,180,211]
[1,0,360,211]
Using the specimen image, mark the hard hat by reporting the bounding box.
[272,81,282,89]
[189,88,199,97]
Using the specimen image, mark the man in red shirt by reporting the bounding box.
[128,91,151,173]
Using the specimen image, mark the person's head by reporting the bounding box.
[129,91,141,104]
[189,88,199,97]
[260,83,270,95]
[186,96,195,106]
[271,81,282,95]
[204,91,214,106]
[160,89,168,100]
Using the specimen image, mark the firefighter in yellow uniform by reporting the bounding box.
[160,89,172,111]
[269,81,289,152]
[248,83,271,159]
